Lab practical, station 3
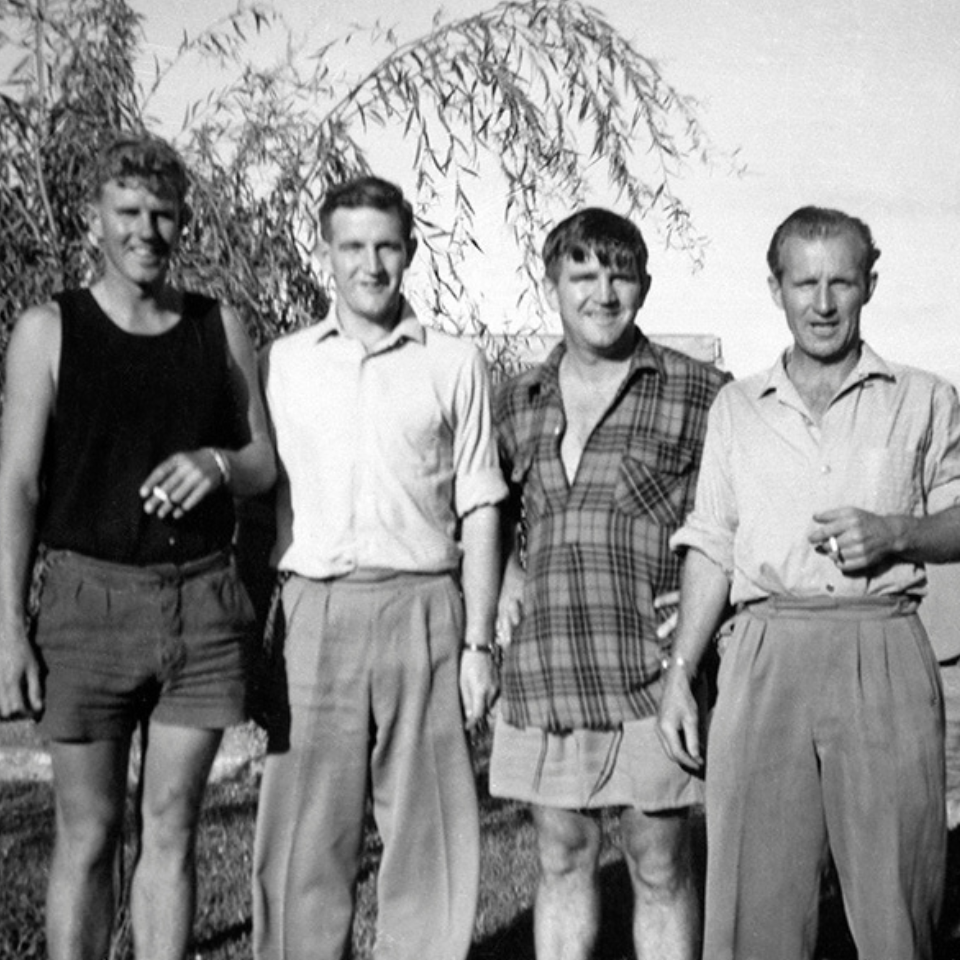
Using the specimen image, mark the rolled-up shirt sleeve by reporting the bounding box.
[924,378,960,515]
[671,387,737,575]
[452,347,508,517]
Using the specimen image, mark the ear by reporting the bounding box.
[638,273,652,309]
[85,201,103,248]
[768,273,785,310]
[316,237,332,274]
[404,236,418,267]
[864,271,878,304]
[544,275,560,314]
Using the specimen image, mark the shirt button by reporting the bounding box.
[821,464,831,474]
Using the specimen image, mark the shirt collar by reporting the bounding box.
[311,298,426,349]
[757,340,895,400]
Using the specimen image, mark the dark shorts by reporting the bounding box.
[33,548,254,741]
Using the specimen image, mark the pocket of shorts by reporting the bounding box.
[220,562,256,629]
[613,439,694,526]
[35,565,108,648]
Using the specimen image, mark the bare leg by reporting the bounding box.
[131,722,223,960]
[532,805,603,960]
[47,738,131,960]
[621,807,701,960]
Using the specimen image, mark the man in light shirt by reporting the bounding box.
[657,206,960,960]
[252,176,506,960]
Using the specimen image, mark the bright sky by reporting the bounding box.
[132,0,960,380]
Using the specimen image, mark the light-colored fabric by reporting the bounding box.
[922,562,960,661]
[490,714,702,812]
[265,303,507,578]
[252,573,479,960]
[705,600,945,960]
[672,343,960,605]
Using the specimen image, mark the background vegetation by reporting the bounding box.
[0,0,728,380]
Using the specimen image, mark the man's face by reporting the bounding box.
[769,232,877,367]
[88,180,182,288]
[545,250,649,359]
[319,206,415,327]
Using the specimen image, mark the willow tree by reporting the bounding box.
[0,0,728,366]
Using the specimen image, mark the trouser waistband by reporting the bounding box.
[739,594,920,621]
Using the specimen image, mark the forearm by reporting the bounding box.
[0,482,39,639]
[665,548,732,677]
[460,503,501,648]
[891,504,960,565]
[215,433,276,499]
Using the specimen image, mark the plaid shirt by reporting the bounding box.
[496,333,729,730]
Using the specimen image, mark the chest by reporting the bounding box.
[558,367,627,481]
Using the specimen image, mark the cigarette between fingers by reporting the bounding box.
[828,535,839,555]
[152,486,171,504]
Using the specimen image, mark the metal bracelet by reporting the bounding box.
[209,447,231,489]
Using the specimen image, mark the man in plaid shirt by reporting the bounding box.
[491,208,728,960]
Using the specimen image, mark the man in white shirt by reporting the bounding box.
[252,176,507,960]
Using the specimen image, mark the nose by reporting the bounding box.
[136,212,158,240]
[596,271,617,304]
[814,281,834,314]
[361,246,381,274]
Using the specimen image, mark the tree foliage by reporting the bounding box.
[0,0,730,372]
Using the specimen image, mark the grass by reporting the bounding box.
[3,728,960,960]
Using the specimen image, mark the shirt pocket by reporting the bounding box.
[613,438,695,526]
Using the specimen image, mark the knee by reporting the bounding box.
[534,808,601,882]
[622,818,693,901]
[140,787,205,862]
[54,797,123,869]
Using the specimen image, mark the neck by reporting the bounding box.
[564,332,637,383]
[336,299,403,348]
[785,342,861,392]
[91,277,181,333]
[784,343,861,422]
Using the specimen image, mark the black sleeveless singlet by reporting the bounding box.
[38,289,245,565]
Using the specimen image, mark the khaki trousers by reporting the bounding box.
[252,572,479,960]
[704,597,945,960]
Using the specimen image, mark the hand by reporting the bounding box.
[654,589,680,642]
[140,449,225,519]
[656,666,703,771]
[495,555,525,648]
[0,628,43,719]
[809,507,904,573]
[460,648,499,732]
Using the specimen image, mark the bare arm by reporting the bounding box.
[810,503,960,571]
[140,305,276,517]
[656,548,731,771]
[459,503,501,730]
[0,304,60,717]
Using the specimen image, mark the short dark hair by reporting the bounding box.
[92,133,189,205]
[542,208,650,283]
[319,176,415,245]
[767,206,880,283]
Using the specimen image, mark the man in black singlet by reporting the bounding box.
[0,135,275,960]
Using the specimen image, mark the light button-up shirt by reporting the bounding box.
[265,305,507,579]
[673,343,960,604]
